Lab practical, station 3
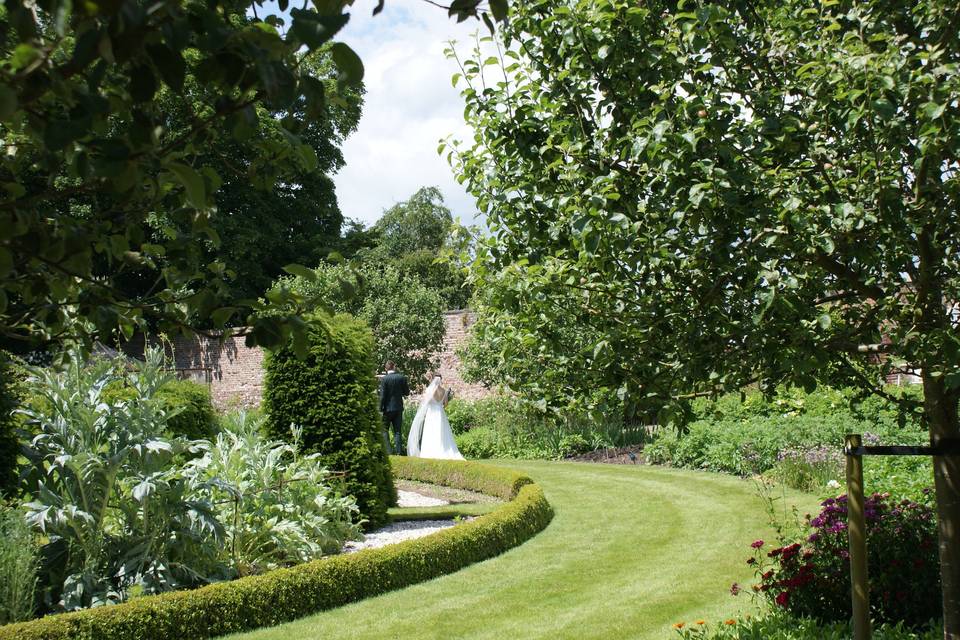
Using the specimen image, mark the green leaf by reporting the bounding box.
[290,10,350,50]
[922,102,945,120]
[489,0,508,21]
[146,44,186,92]
[168,162,207,209]
[129,64,157,102]
[331,42,364,86]
[211,307,237,327]
[283,264,318,281]
[0,84,18,120]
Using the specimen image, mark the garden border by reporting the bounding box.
[0,458,553,640]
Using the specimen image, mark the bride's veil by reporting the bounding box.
[406,377,441,457]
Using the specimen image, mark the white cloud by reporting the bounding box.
[333,2,485,227]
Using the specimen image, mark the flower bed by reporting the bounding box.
[0,458,553,640]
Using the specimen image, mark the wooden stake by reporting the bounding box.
[846,433,872,640]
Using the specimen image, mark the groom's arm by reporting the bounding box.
[401,376,410,397]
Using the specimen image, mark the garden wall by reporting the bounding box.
[121,310,492,410]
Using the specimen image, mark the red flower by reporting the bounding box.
[751,540,765,549]
[775,591,790,607]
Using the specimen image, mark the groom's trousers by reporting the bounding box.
[383,410,403,454]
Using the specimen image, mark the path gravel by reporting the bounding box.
[342,490,460,554]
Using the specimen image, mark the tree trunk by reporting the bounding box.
[923,373,960,640]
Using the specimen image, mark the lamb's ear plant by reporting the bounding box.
[17,348,226,612]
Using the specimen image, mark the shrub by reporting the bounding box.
[0,459,553,640]
[456,425,501,459]
[156,380,218,440]
[746,493,940,627]
[263,313,396,528]
[673,612,942,639]
[0,354,21,498]
[18,349,224,612]
[0,506,37,625]
[187,411,361,575]
[103,377,218,441]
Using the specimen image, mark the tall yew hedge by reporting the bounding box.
[263,313,395,528]
[0,353,20,498]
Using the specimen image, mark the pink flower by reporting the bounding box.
[751,540,765,549]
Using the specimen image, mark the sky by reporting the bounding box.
[331,2,488,228]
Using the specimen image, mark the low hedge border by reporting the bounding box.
[1,458,553,640]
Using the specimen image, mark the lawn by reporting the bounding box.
[226,461,817,640]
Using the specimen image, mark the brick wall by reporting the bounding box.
[123,310,493,410]
[436,310,494,402]
[122,333,265,410]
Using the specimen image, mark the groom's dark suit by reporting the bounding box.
[379,370,410,454]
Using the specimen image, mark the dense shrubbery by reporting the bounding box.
[263,313,395,528]
[643,387,931,500]
[674,613,942,640]
[417,395,648,460]
[155,380,219,440]
[745,493,940,627]
[19,350,222,611]
[102,377,218,441]
[187,411,361,575]
[0,355,22,497]
[0,506,37,625]
[0,459,553,640]
[13,349,357,618]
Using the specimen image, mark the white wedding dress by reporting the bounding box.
[407,377,464,460]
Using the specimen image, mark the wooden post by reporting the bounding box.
[845,434,871,640]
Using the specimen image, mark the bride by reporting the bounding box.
[407,374,464,460]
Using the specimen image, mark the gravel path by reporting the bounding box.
[343,519,461,553]
[341,490,461,554]
[396,489,448,508]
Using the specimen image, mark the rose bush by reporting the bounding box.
[745,493,940,627]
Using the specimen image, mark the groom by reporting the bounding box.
[378,360,410,454]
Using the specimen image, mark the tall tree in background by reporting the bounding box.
[0,0,506,351]
[363,186,472,309]
[448,0,960,633]
[276,261,445,385]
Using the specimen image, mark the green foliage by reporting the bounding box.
[186,411,361,576]
[262,313,395,528]
[371,187,454,258]
[675,613,942,640]
[0,0,506,350]
[644,387,932,501]
[0,354,22,497]
[447,0,959,435]
[0,459,552,640]
[279,261,446,385]
[18,349,224,611]
[444,395,647,460]
[155,379,218,440]
[747,494,940,627]
[0,506,37,625]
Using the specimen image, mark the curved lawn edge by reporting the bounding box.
[0,458,554,640]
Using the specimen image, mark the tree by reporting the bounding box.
[278,260,445,385]
[363,186,472,308]
[373,186,453,257]
[0,0,507,352]
[447,0,960,633]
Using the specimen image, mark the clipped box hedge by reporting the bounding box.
[0,458,553,640]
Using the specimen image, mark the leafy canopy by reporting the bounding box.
[277,260,446,384]
[449,0,960,424]
[0,0,505,351]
